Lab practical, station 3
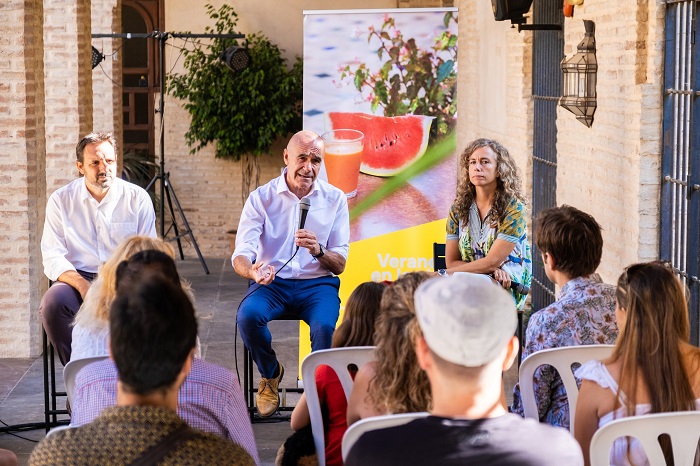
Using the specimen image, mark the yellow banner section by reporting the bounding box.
[298,218,446,376]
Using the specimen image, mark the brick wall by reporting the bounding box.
[0,0,47,357]
[457,0,534,199]
[91,0,122,147]
[43,0,93,194]
[555,0,664,283]
[456,0,663,285]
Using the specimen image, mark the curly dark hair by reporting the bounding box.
[453,138,525,227]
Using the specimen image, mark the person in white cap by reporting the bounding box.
[345,274,583,466]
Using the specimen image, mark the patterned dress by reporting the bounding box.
[446,197,532,309]
[511,274,618,429]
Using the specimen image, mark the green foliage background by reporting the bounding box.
[169,4,303,161]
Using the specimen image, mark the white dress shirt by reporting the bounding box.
[41,177,157,280]
[233,170,350,280]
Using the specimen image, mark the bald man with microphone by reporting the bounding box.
[232,130,350,418]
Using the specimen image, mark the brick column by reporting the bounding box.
[0,0,47,357]
[43,0,94,194]
[91,0,122,146]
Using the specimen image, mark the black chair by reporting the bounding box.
[432,242,446,271]
[42,325,69,431]
[242,317,305,422]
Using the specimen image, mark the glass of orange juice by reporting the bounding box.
[321,129,364,198]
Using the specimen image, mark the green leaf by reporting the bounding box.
[375,81,388,103]
[354,70,365,91]
[437,60,454,83]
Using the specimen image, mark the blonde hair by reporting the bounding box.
[73,236,192,331]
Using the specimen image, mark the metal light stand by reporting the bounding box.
[93,30,245,274]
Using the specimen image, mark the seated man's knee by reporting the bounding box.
[39,284,71,323]
[236,303,269,330]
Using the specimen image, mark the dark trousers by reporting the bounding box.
[236,276,341,379]
[39,270,96,365]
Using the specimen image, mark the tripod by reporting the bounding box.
[93,30,244,274]
[145,31,209,274]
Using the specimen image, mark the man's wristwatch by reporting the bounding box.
[437,269,447,276]
[312,244,325,259]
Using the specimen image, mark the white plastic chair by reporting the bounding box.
[590,411,700,466]
[301,346,375,466]
[519,344,614,436]
[341,412,430,462]
[63,356,108,406]
[45,424,77,439]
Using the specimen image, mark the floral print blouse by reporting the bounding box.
[446,197,532,309]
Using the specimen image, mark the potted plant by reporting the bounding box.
[168,3,303,203]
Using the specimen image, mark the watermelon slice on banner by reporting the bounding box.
[324,112,435,177]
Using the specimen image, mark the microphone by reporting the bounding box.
[298,197,311,230]
[489,273,530,295]
[510,281,530,295]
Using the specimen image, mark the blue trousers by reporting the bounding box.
[237,276,340,378]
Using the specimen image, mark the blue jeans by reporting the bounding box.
[237,276,341,378]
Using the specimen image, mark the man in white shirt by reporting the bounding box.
[40,132,156,365]
[232,130,350,417]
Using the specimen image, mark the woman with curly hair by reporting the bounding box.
[574,262,700,465]
[442,138,532,308]
[70,235,194,361]
[347,272,432,425]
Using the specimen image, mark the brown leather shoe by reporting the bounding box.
[257,364,284,417]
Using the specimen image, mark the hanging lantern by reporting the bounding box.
[559,20,597,127]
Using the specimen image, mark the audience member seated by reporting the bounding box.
[511,205,618,429]
[68,249,258,463]
[284,281,387,466]
[29,269,254,465]
[347,272,432,425]
[345,274,583,466]
[71,235,194,361]
[574,261,700,466]
[0,449,17,466]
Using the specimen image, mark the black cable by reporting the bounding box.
[0,418,40,442]
[234,248,299,386]
[165,42,188,75]
[96,62,121,86]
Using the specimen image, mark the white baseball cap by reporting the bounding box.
[414,273,517,367]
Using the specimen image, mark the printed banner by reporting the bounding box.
[300,8,459,367]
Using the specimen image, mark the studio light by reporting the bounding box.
[221,46,251,72]
[91,46,105,69]
[491,0,533,23]
[559,20,598,128]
